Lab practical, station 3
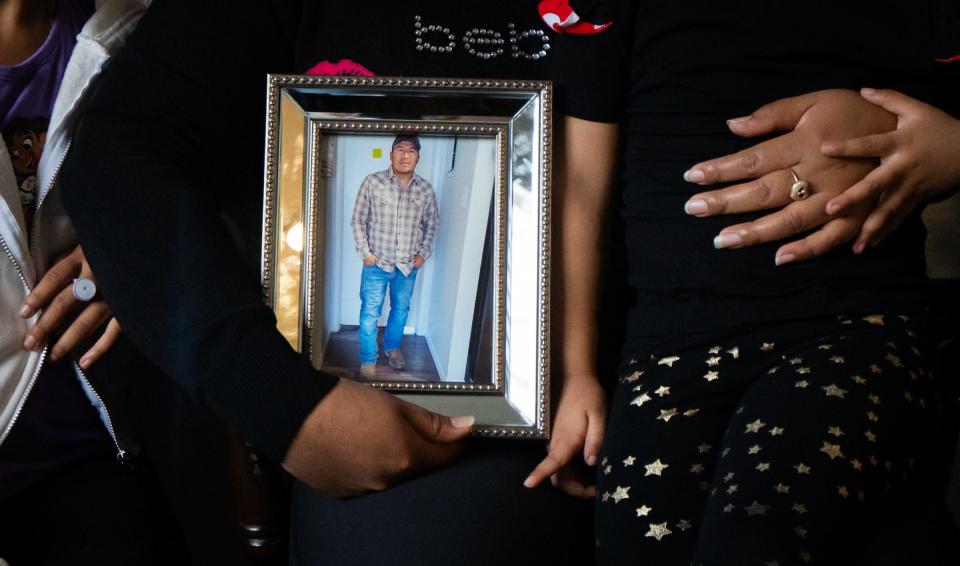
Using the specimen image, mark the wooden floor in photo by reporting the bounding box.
[320,326,441,383]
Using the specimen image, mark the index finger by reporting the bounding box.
[21,254,83,317]
[523,436,579,488]
[685,132,801,186]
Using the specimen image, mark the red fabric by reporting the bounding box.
[537,0,611,35]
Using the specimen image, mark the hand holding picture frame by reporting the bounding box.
[262,76,551,438]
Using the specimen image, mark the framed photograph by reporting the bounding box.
[261,75,552,438]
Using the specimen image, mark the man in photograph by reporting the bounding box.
[351,134,439,379]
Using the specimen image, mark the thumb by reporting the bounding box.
[860,88,922,117]
[403,403,474,444]
[727,93,816,137]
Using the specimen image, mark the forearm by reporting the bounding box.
[556,117,619,382]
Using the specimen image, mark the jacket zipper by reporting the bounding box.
[2,141,127,462]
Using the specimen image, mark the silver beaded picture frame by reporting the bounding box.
[261,75,552,439]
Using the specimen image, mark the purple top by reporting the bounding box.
[0,0,111,500]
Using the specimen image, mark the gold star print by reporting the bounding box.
[723,503,735,513]
[611,486,631,503]
[827,426,844,437]
[748,445,762,455]
[792,503,808,514]
[868,394,881,405]
[799,551,813,563]
[603,465,612,475]
[885,341,897,350]
[869,455,879,466]
[723,472,735,483]
[864,430,877,443]
[851,459,863,471]
[632,384,645,392]
[767,366,779,375]
[869,364,883,374]
[676,519,693,531]
[706,356,722,367]
[789,357,803,365]
[630,392,653,408]
[736,406,745,414]
[645,522,672,541]
[654,385,671,397]
[819,442,844,460]
[708,346,721,354]
[829,356,846,364]
[911,346,920,356]
[623,456,637,467]
[795,463,812,474]
[601,456,608,466]
[744,501,770,516]
[795,380,810,389]
[690,463,705,474]
[898,314,911,321]
[635,505,653,517]
[761,342,775,351]
[756,462,771,472]
[863,314,885,325]
[722,447,731,458]
[885,353,903,368]
[601,491,611,502]
[818,344,834,351]
[770,426,785,436]
[796,367,811,375]
[837,486,849,498]
[623,370,643,383]
[697,443,712,454]
[727,484,739,495]
[704,370,720,382]
[906,329,916,338]
[683,408,700,417]
[745,419,766,433]
[644,459,669,476]
[726,347,740,359]
[904,391,914,402]
[657,408,679,422]
[823,384,848,398]
[794,526,808,538]
[867,411,879,422]
[658,356,680,368]
[774,483,791,494]
[851,375,867,385]
[919,398,927,408]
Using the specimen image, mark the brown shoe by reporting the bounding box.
[386,349,406,370]
[359,363,377,380]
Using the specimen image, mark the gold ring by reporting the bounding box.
[789,168,811,201]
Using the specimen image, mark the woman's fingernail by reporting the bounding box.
[523,475,536,488]
[451,415,475,428]
[727,116,750,125]
[820,142,841,155]
[684,198,709,216]
[853,242,866,254]
[683,169,706,183]
[775,253,796,266]
[79,357,91,369]
[861,87,876,97]
[713,233,743,249]
[826,201,841,215]
[19,305,32,318]
[23,336,36,350]
[586,454,598,467]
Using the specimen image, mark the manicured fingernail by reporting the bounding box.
[726,116,750,125]
[586,454,598,466]
[523,475,536,488]
[79,357,92,369]
[19,305,32,318]
[775,253,796,266]
[820,142,841,155]
[683,169,705,183]
[861,87,876,97]
[713,233,742,249]
[23,336,36,350]
[451,415,475,428]
[826,201,841,215]
[684,198,709,216]
[853,242,866,254]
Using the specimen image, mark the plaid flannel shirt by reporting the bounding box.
[351,168,439,276]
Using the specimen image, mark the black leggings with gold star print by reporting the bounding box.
[595,311,941,566]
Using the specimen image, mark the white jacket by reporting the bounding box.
[0,0,150,456]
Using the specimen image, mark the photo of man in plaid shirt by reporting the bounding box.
[350,135,439,379]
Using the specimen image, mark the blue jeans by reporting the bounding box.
[358,265,417,364]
